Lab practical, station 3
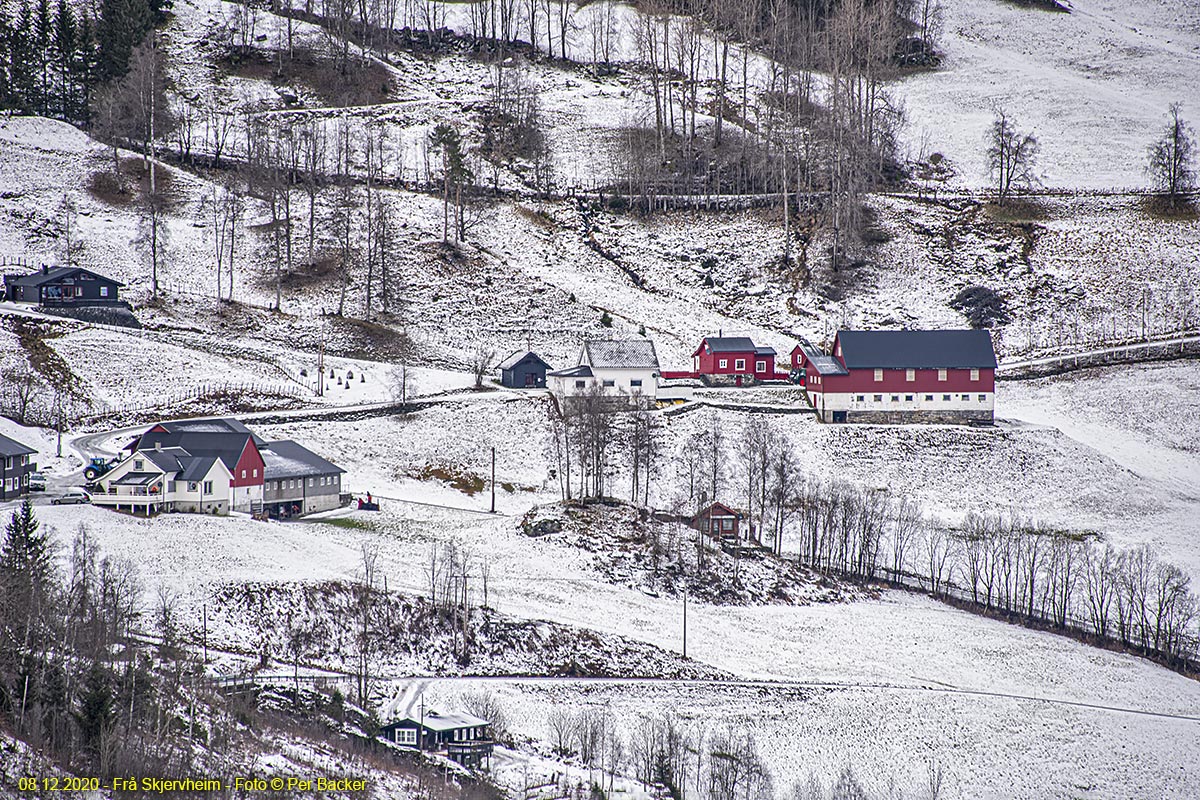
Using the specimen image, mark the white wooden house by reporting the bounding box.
[548,339,660,404]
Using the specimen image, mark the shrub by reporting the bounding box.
[950,285,1011,329]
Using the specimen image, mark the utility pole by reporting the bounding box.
[202,604,208,664]
[490,446,496,513]
[682,588,688,659]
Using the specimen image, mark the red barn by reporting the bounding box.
[691,336,780,385]
[792,329,997,424]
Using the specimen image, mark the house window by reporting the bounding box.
[188,482,198,491]
[970,368,979,381]
[602,380,615,387]
[873,394,882,402]
[756,360,766,372]
[100,286,109,297]
[979,394,987,402]
[718,359,728,369]
[575,380,586,389]
[906,369,915,381]
[630,379,642,387]
[905,395,914,402]
[890,395,899,402]
[734,359,746,371]
[722,518,733,531]
[203,481,213,495]
[241,470,246,479]
[874,369,883,382]
[961,394,970,401]
[396,728,417,745]
[856,395,865,402]
[134,459,143,470]
[938,369,947,381]
[942,394,951,401]
[253,468,258,478]
[925,394,934,401]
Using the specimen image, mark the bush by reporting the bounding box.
[600,311,613,327]
[950,285,1011,329]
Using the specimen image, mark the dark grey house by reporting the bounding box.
[497,350,551,388]
[380,710,493,768]
[261,440,346,518]
[0,433,37,501]
[4,266,124,306]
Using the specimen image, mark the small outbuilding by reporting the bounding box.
[497,350,551,389]
[4,266,124,307]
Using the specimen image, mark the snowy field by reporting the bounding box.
[30,495,1200,800]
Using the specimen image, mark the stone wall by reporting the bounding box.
[845,409,994,425]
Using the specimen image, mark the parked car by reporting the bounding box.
[52,488,91,505]
[27,472,46,491]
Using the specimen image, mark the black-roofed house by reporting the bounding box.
[0,433,37,501]
[497,350,551,388]
[3,266,124,307]
[791,329,997,424]
[547,339,660,404]
[380,710,493,768]
[690,335,781,385]
[260,440,346,517]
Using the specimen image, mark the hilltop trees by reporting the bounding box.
[1147,103,1196,209]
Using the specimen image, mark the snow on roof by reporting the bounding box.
[837,329,997,369]
[497,350,551,371]
[111,471,161,486]
[395,710,489,732]
[582,339,659,370]
[5,265,124,287]
[161,418,252,435]
[260,440,345,479]
[0,433,37,457]
[796,338,848,376]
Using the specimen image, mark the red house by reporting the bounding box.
[690,336,780,384]
[792,329,997,425]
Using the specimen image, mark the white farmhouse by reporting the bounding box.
[91,443,235,515]
[548,339,660,404]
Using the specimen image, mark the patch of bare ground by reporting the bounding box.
[1139,194,1199,221]
[981,196,1052,224]
[86,156,182,209]
[520,501,869,606]
[219,47,393,107]
[5,315,84,397]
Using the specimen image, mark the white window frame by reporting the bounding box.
[203,480,213,495]
[734,359,746,371]
[938,369,947,381]
[970,368,980,381]
[906,369,915,381]
[874,369,883,382]
[396,728,417,745]
[718,359,728,369]
[756,360,766,372]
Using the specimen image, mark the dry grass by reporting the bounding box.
[1139,194,1199,221]
[982,197,1052,223]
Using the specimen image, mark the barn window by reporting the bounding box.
[735,359,746,371]
[905,395,914,402]
[874,369,883,382]
[979,394,987,402]
[906,369,915,381]
[719,359,728,369]
[856,395,864,402]
[970,369,979,381]
[890,395,899,402]
[873,394,882,402]
[942,394,951,401]
[925,395,934,401]
[253,468,258,478]
[938,369,947,381]
[756,361,766,372]
[961,394,969,401]
[241,470,246,479]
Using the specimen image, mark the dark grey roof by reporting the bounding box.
[261,440,344,479]
[139,446,191,473]
[548,365,593,378]
[179,456,220,482]
[391,710,489,732]
[135,428,252,471]
[754,346,777,356]
[160,418,252,435]
[7,266,124,288]
[837,329,997,369]
[0,433,37,458]
[582,339,659,370]
[702,336,757,353]
[111,471,161,486]
[497,350,551,371]
[796,338,849,376]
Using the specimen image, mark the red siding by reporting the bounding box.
[694,339,776,376]
[840,368,994,393]
[230,440,265,487]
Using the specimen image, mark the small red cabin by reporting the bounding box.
[692,336,779,384]
[690,501,749,541]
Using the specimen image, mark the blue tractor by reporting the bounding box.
[83,456,120,483]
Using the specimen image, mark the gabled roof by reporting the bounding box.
[261,440,345,479]
[6,266,124,288]
[179,456,222,482]
[754,346,776,356]
[0,433,37,458]
[700,336,757,353]
[836,329,997,369]
[497,350,551,371]
[795,338,848,376]
[582,339,659,370]
[691,501,745,521]
[134,427,254,472]
[548,364,593,378]
[156,418,253,435]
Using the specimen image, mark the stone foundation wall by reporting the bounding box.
[845,409,994,425]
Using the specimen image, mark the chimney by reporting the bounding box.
[41,264,49,275]
[155,441,162,452]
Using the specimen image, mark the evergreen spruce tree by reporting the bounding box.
[0,498,54,624]
[74,660,114,757]
[96,0,150,79]
[32,0,53,113]
[53,0,78,118]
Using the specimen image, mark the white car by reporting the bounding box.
[52,488,91,505]
[27,472,46,491]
